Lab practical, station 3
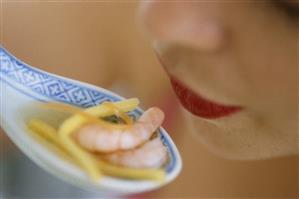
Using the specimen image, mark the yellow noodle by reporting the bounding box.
[56,98,139,180]
[97,160,165,182]
[101,101,133,125]
[27,116,166,182]
[60,134,101,180]
[27,119,73,162]
[57,98,139,138]
[28,119,61,146]
[42,102,129,130]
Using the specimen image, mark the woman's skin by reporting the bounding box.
[139,1,298,159]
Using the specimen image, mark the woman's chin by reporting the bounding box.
[182,109,298,160]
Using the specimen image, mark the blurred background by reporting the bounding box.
[0,1,298,198]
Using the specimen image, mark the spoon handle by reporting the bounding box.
[0,47,118,107]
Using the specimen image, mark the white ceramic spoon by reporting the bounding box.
[0,47,182,196]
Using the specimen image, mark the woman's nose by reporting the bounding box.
[138,1,226,52]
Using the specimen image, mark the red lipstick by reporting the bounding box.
[169,76,242,119]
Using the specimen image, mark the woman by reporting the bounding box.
[1,1,297,198]
[138,0,298,160]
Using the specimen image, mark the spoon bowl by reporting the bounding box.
[0,47,182,196]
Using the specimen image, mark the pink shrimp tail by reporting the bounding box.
[139,107,165,130]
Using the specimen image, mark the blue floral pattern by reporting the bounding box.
[0,49,117,107]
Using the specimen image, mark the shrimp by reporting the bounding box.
[75,107,164,153]
[100,137,168,169]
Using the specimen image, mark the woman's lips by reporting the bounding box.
[169,76,242,119]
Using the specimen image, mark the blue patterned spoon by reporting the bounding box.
[0,47,182,196]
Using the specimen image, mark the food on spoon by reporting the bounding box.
[100,137,168,169]
[27,98,169,182]
[75,107,164,153]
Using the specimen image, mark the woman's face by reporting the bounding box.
[139,1,298,159]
